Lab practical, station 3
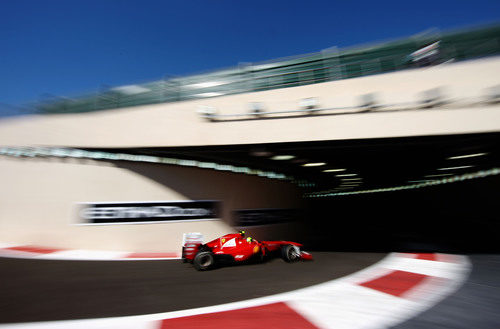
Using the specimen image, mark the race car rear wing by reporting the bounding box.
[182,232,204,261]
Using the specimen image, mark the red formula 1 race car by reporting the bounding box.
[182,231,312,270]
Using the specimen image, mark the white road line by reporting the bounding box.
[35,250,131,260]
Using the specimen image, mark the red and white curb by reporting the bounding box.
[0,252,470,329]
[0,244,180,260]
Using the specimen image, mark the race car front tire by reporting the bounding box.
[281,244,300,263]
[193,251,215,271]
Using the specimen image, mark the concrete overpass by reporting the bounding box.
[0,57,499,252]
[0,57,499,147]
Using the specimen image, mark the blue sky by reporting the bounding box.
[1,0,499,116]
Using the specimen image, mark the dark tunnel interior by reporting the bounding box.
[302,174,500,253]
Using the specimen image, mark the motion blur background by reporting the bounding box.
[1,0,499,250]
[1,0,499,327]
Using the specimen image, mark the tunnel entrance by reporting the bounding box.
[302,174,500,253]
[85,132,500,253]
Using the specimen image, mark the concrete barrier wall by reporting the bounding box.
[0,156,302,251]
[0,57,499,148]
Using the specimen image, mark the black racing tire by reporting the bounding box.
[193,251,215,271]
[281,244,300,263]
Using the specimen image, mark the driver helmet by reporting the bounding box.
[246,237,253,243]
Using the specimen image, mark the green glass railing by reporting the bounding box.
[37,24,500,114]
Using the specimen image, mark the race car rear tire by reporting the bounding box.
[281,244,300,263]
[193,251,215,271]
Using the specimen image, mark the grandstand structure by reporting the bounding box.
[0,24,499,253]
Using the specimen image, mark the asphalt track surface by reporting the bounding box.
[0,252,385,324]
